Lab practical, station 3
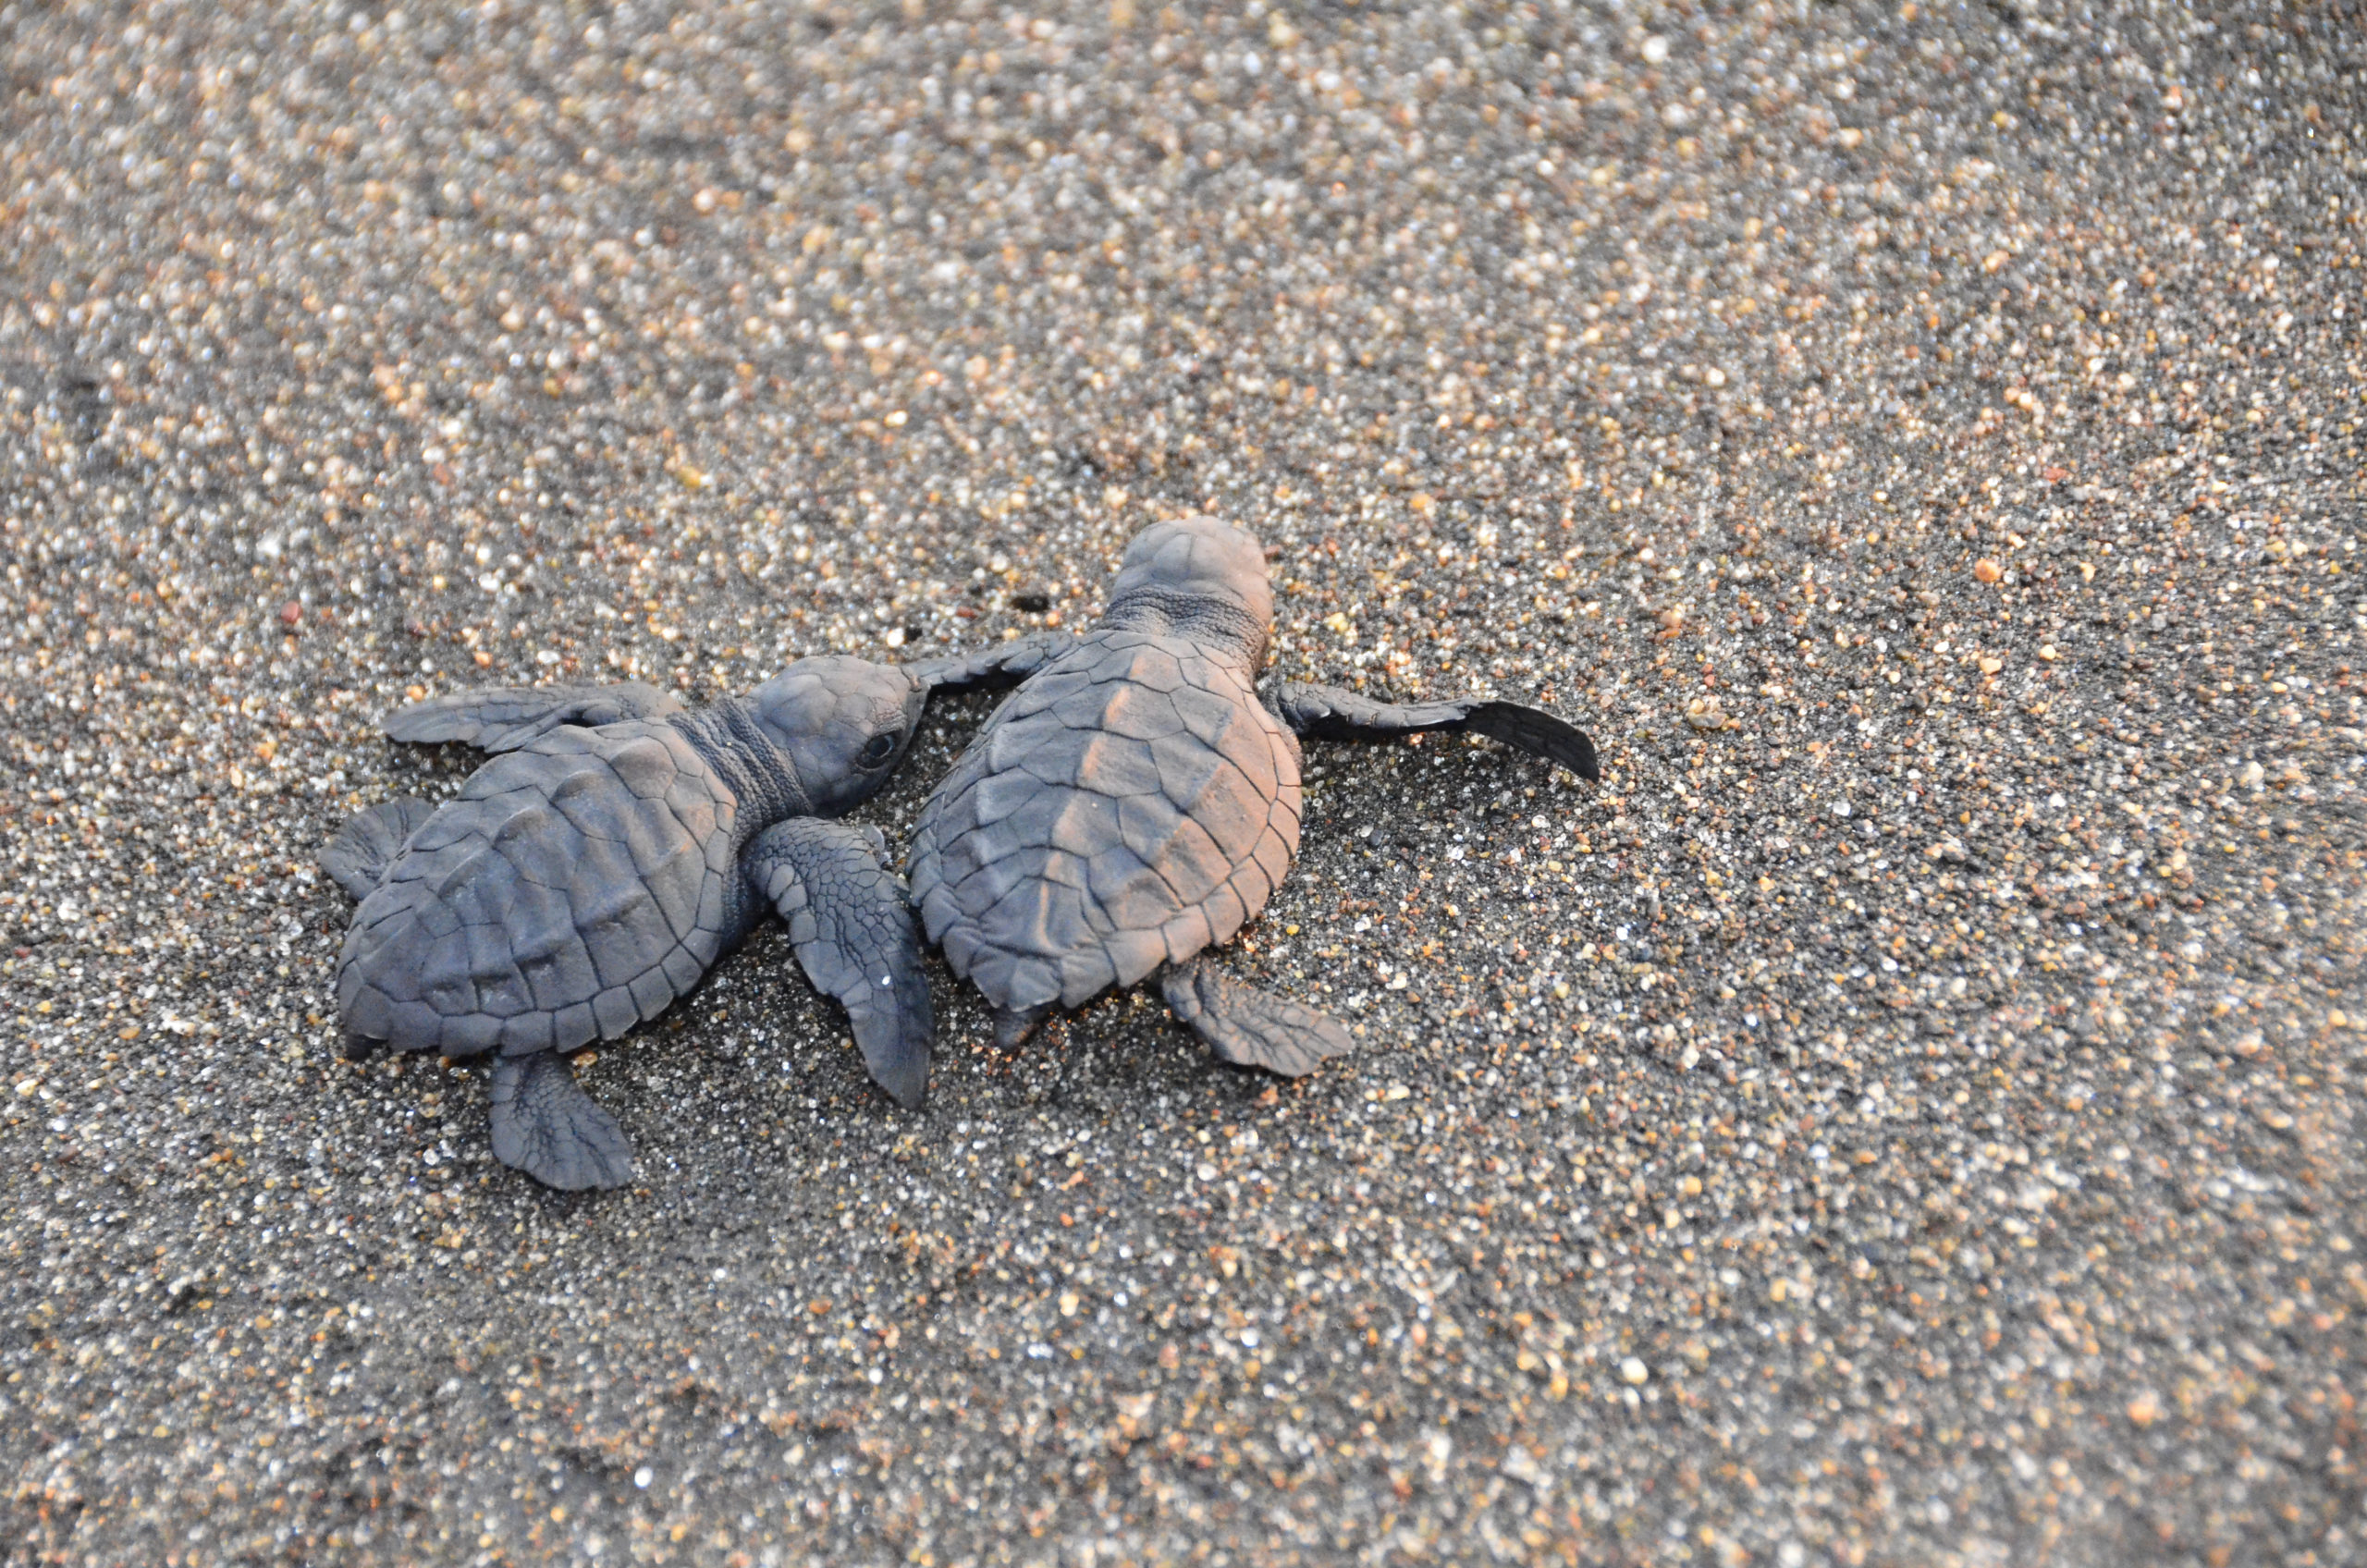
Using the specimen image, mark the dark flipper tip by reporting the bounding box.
[852,999,933,1110]
[1466,701,1600,781]
[872,1055,929,1110]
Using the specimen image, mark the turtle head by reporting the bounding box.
[745,655,929,815]
[1102,515,1275,669]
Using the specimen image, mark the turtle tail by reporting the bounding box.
[321,797,435,900]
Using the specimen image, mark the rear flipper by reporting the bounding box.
[320,797,435,900]
[384,680,684,753]
[993,1005,1050,1050]
[1160,956,1354,1079]
[745,818,934,1109]
[488,1050,634,1191]
[1271,682,1600,781]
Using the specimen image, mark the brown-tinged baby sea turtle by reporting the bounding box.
[321,655,1004,1190]
[905,516,1600,1076]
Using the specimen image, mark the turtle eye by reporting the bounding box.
[857,731,900,767]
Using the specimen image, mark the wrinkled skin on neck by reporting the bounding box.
[1098,515,1275,673]
[744,655,929,816]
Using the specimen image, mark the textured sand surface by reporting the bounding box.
[3,3,2363,1563]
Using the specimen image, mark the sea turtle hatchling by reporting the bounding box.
[321,654,1006,1191]
[905,515,1600,1076]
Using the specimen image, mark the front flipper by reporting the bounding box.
[385,681,686,753]
[745,818,934,1109]
[1271,682,1600,781]
[488,1050,635,1191]
[905,632,1076,695]
[1160,956,1353,1079]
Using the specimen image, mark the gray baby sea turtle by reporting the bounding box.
[321,655,1007,1191]
[906,516,1600,1077]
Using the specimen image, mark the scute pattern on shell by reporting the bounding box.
[909,631,1301,1012]
[337,722,745,1059]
